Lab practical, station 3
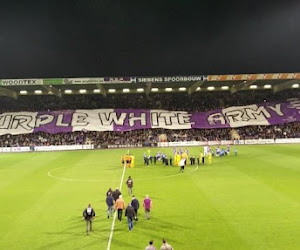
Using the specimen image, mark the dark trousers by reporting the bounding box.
[118,209,123,221]
[134,208,138,218]
[86,219,92,234]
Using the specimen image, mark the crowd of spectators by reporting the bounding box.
[0,89,299,113]
[1,90,300,147]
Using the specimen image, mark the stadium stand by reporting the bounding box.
[0,89,299,112]
[1,89,300,147]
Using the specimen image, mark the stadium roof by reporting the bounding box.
[1,73,300,99]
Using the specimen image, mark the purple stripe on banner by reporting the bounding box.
[34,110,74,134]
[114,109,151,131]
[191,109,230,129]
[266,101,300,124]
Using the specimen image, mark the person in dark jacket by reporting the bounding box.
[131,195,140,220]
[83,203,95,235]
[126,176,133,195]
[112,188,121,201]
[125,203,136,232]
[106,195,114,218]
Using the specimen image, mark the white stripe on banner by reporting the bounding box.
[150,110,193,129]
[221,104,270,127]
[0,112,37,135]
[72,109,115,132]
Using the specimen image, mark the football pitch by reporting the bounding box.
[1,145,300,250]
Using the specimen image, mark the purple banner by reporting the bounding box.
[0,99,300,135]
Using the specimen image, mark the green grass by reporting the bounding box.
[1,145,300,250]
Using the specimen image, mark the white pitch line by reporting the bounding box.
[106,162,127,250]
[47,165,199,182]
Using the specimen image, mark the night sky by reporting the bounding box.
[0,0,300,78]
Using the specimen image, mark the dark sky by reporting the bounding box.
[0,0,300,78]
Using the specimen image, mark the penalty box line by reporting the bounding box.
[107,161,127,250]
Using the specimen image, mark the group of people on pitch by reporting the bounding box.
[82,176,152,235]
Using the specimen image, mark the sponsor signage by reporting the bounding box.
[1,79,43,86]
[137,75,204,83]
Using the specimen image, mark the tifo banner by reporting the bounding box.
[1,99,300,135]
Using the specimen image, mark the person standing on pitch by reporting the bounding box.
[179,158,185,173]
[106,194,114,218]
[112,188,121,201]
[145,240,157,250]
[125,203,135,232]
[126,176,133,195]
[131,195,140,220]
[200,152,205,165]
[106,187,113,197]
[114,195,125,221]
[143,195,152,220]
[160,239,174,250]
[82,203,95,235]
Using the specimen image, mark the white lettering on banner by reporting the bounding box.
[245,106,271,120]
[11,115,34,130]
[72,110,114,132]
[158,112,177,125]
[99,112,127,126]
[0,115,12,129]
[207,113,226,125]
[0,112,37,135]
[2,79,43,85]
[222,105,270,127]
[208,104,285,126]
[151,110,194,129]
[129,113,146,127]
[178,113,192,124]
[56,114,69,127]
[267,104,284,116]
[35,115,54,127]
[288,98,300,112]
[71,113,89,127]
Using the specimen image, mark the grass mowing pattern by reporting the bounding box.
[1,145,300,250]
